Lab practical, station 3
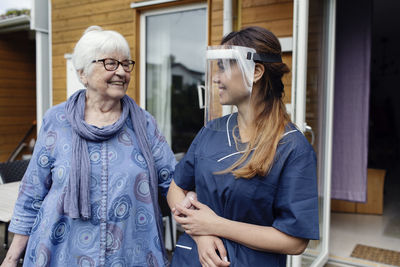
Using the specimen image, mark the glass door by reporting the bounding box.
[289,0,336,266]
[140,4,207,153]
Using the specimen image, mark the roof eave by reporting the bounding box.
[0,15,31,33]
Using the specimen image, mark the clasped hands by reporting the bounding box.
[172,194,219,236]
[172,192,230,267]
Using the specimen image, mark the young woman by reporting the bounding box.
[167,26,319,267]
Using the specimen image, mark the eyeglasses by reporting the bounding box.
[92,58,135,72]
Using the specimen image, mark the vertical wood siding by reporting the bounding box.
[0,31,36,162]
[241,0,293,103]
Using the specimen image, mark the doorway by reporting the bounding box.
[329,0,400,262]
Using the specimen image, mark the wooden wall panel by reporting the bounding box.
[0,31,36,162]
[241,3,292,27]
[209,0,223,45]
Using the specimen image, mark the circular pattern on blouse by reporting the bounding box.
[37,148,52,168]
[152,145,164,162]
[23,197,42,214]
[134,173,151,203]
[107,145,123,164]
[45,131,57,149]
[56,111,67,123]
[55,165,68,184]
[106,224,123,256]
[118,130,133,146]
[131,238,148,262]
[50,216,70,245]
[30,209,43,234]
[158,167,171,182]
[90,175,98,190]
[110,258,126,267]
[89,149,101,164]
[109,195,132,222]
[35,244,51,267]
[76,227,96,249]
[146,251,159,267]
[131,149,147,169]
[112,172,128,191]
[55,251,67,265]
[77,255,95,267]
[134,206,154,232]
[61,143,71,154]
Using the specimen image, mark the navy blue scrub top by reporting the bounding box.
[171,114,319,267]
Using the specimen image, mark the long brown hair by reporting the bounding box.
[218,26,291,178]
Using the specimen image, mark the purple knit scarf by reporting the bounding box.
[64,89,167,263]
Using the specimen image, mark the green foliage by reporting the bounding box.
[1,8,30,18]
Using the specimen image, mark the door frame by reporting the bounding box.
[290,0,336,266]
[311,0,336,266]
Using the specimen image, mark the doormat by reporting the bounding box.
[351,244,400,266]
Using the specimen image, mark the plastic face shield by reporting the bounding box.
[204,45,257,131]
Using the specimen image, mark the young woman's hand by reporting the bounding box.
[192,235,230,267]
[173,198,221,236]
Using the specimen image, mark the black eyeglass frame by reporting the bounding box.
[92,58,136,72]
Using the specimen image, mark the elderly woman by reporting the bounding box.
[1,26,175,267]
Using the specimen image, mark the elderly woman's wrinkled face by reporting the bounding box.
[81,52,131,100]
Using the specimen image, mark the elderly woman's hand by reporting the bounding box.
[173,191,197,216]
[173,198,222,236]
[1,234,28,267]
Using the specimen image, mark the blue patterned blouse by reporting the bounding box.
[9,102,176,267]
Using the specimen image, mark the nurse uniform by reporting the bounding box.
[171,113,319,267]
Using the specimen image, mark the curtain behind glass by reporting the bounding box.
[146,18,172,144]
[331,0,371,202]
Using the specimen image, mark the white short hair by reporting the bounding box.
[72,25,131,76]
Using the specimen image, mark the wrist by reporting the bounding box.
[5,253,19,263]
[191,234,201,242]
[213,216,228,237]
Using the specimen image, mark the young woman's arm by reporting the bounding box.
[0,234,29,267]
[174,199,308,255]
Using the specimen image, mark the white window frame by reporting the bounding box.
[64,54,85,98]
[139,2,208,109]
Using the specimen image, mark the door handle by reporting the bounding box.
[197,85,205,109]
[304,124,315,145]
